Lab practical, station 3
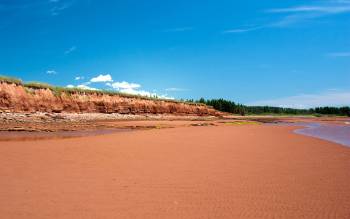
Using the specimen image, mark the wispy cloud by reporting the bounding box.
[0,1,75,31]
[225,1,350,33]
[164,27,193,32]
[223,27,263,34]
[0,0,75,18]
[50,0,74,16]
[266,5,350,13]
[46,70,57,75]
[247,90,350,109]
[327,52,350,57]
[266,1,350,27]
[75,76,84,80]
[64,46,76,54]
[268,13,322,28]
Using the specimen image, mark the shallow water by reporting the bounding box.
[271,122,350,148]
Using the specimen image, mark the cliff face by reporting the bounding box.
[0,82,218,116]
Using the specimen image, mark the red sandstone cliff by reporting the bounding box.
[0,82,219,116]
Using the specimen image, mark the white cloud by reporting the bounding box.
[70,73,172,99]
[64,46,76,54]
[66,84,98,91]
[77,84,98,90]
[119,88,173,99]
[46,70,57,75]
[120,88,152,96]
[90,74,113,83]
[328,52,350,57]
[247,90,350,109]
[107,81,141,90]
[106,81,173,99]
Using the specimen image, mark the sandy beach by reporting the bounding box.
[2,0,349,217]
[0,123,349,218]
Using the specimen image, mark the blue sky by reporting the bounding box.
[0,0,349,108]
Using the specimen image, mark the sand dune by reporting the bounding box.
[0,124,349,218]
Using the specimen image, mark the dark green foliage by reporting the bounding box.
[244,106,310,115]
[245,105,350,116]
[314,106,350,116]
[195,98,246,116]
[195,98,350,117]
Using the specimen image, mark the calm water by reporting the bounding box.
[272,122,350,148]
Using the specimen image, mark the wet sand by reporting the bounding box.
[294,123,350,147]
[0,124,350,218]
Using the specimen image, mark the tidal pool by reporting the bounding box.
[270,122,350,148]
[0,128,132,141]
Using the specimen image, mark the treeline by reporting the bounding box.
[198,98,246,115]
[186,98,350,116]
[313,107,350,116]
[244,106,311,115]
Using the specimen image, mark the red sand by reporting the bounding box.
[0,124,350,218]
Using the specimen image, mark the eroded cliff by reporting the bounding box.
[0,82,218,116]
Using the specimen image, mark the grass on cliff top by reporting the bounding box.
[0,77,204,106]
[0,75,23,85]
[25,82,54,90]
[55,87,204,105]
[58,86,205,105]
